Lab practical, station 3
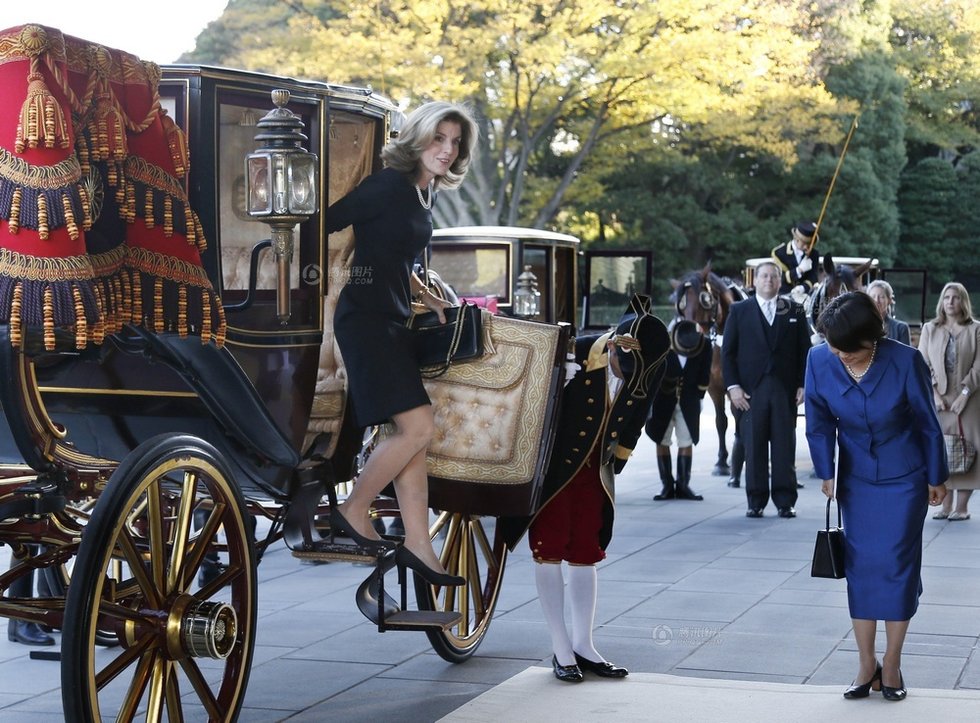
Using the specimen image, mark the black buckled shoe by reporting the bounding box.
[7,620,55,646]
[552,656,584,683]
[778,507,796,518]
[745,508,763,518]
[881,671,907,701]
[843,662,881,699]
[575,653,629,678]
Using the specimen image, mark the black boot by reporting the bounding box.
[674,455,703,500]
[727,438,744,488]
[6,563,54,646]
[654,455,675,500]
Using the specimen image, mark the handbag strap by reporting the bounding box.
[959,414,966,439]
[419,304,469,379]
[825,496,842,531]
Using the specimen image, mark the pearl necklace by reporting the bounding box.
[845,341,878,380]
[415,181,433,210]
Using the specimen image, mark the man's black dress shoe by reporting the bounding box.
[727,478,741,488]
[552,655,584,682]
[575,653,629,678]
[8,620,55,646]
[843,662,881,699]
[778,507,796,518]
[881,670,907,701]
[745,508,763,518]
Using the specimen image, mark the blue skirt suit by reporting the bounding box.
[804,340,948,620]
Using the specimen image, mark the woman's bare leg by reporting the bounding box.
[954,489,973,515]
[338,405,434,542]
[851,618,878,683]
[882,619,910,688]
[392,445,449,574]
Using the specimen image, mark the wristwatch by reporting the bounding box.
[963,388,970,397]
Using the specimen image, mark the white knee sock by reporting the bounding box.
[534,562,574,665]
[567,563,604,662]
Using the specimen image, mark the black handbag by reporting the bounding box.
[811,497,846,579]
[407,302,484,378]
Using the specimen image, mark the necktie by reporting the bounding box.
[764,300,775,326]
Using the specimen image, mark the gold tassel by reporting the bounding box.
[184,207,194,246]
[112,275,125,333]
[10,283,23,348]
[178,284,188,337]
[162,111,189,177]
[76,137,91,177]
[91,283,106,344]
[215,301,227,347]
[120,270,132,323]
[124,181,136,223]
[43,287,55,351]
[62,192,79,240]
[15,62,70,153]
[94,92,127,162]
[9,188,21,234]
[201,291,212,343]
[37,194,49,240]
[153,278,164,333]
[132,270,143,323]
[77,183,92,230]
[163,195,173,236]
[72,286,88,349]
[107,160,120,189]
[195,215,207,251]
[144,189,155,228]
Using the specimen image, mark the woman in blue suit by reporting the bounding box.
[805,292,948,702]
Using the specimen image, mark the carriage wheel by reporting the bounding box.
[413,511,507,663]
[62,434,257,722]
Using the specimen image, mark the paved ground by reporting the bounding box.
[1,415,978,721]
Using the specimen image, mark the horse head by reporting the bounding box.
[671,264,738,340]
[809,255,874,323]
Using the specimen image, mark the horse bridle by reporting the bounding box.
[676,280,720,344]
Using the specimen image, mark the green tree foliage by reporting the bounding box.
[897,157,955,277]
[185,0,980,284]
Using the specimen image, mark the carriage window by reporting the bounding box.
[429,244,511,304]
[216,93,320,329]
[523,245,550,322]
[583,254,650,329]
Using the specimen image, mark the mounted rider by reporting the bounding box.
[772,221,820,297]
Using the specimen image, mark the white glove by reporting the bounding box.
[797,256,813,273]
[563,353,582,387]
[790,285,807,304]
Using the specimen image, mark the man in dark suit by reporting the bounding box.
[722,261,811,518]
[772,221,820,295]
[501,295,669,682]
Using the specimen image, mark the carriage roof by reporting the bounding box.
[745,256,879,269]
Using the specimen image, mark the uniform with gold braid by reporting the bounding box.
[0,24,225,350]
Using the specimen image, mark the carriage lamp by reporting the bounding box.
[245,89,319,324]
[513,265,541,319]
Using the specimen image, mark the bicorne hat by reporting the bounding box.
[609,294,670,399]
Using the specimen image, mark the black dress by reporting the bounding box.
[327,167,433,427]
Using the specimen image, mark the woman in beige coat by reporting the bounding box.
[918,282,980,519]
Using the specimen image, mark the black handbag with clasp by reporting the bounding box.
[811,497,846,579]
[407,302,484,378]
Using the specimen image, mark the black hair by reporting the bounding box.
[816,291,885,352]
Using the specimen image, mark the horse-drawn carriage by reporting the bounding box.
[0,25,573,720]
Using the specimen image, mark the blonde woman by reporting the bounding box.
[326,101,478,583]
[918,282,980,520]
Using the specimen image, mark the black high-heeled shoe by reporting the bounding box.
[395,546,465,587]
[329,507,395,550]
[843,662,882,699]
[881,670,907,701]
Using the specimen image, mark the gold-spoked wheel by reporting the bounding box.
[413,511,507,663]
[62,434,256,722]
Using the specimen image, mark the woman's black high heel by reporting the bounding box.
[329,507,395,550]
[843,662,882,699]
[881,670,907,701]
[395,546,465,587]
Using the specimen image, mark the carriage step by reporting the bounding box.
[381,610,462,631]
[291,541,384,565]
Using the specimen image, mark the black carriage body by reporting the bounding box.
[2,67,397,497]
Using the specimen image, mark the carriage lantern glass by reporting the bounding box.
[245,89,319,323]
[513,265,541,318]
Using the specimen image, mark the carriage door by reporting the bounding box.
[580,250,653,330]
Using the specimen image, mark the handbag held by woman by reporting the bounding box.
[944,415,977,475]
[811,497,846,579]
[407,302,484,378]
